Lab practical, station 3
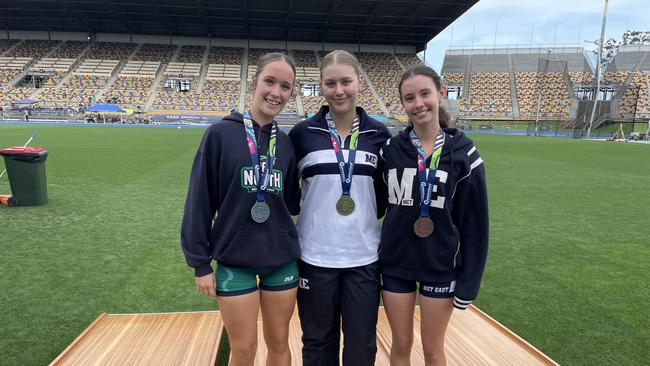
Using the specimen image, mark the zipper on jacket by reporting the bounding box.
[408,241,416,266]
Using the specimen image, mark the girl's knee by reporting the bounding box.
[230,343,257,364]
[265,338,289,354]
[392,335,414,355]
[422,346,446,365]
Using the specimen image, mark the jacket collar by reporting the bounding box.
[309,105,373,132]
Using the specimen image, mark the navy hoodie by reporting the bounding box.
[181,112,301,276]
[379,126,489,309]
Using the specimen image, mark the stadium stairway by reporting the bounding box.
[444,99,461,120]
[49,306,559,366]
[394,54,407,71]
[140,44,178,110]
[238,47,249,112]
[359,64,391,116]
[170,45,182,63]
[95,44,142,101]
[143,62,169,111]
[295,91,305,117]
[44,42,90,90]
[462,63,471,99]
[5,66,30,89]
[313,49,322,67]
[195,46,211,93]
[560,71,580,121]
[507,55,521,118]
[614,52,650,103]
[42,42,66,59]
[29,41,92,101]
[0,39,23,57]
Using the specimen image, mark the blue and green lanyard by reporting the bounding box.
[243,112,277,203]
[410,128,445,218]
[325,112,360,198]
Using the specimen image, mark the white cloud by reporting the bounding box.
[422,0,650,70]
[474,0,601,14]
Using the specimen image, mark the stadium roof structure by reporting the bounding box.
[0,0,478,51]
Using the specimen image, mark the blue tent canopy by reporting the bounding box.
[13,99,37,105]
[85,103,126,113]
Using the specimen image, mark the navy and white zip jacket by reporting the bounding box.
[289,106,391,268]
[181,112,301,276]
[379,126,489,309]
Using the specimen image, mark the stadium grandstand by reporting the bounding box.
[0,0,484,126]
[440,44,650,137]
[6,1,649,366]
[1,0,648,135]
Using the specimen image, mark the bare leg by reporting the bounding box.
[382,291,417,366]
[217,291,260,366]
[260,287,297,366]
[419,296,454,366]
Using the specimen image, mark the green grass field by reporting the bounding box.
[1,124,648,365]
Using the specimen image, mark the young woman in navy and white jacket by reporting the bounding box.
[379,64,489,366]
[289,50,391,365]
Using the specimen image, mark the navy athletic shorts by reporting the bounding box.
[381,273,455,299]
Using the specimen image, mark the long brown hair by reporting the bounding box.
[398,64,450,128]
[255,52,297,86]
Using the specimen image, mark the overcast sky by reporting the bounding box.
[420,0,650,70]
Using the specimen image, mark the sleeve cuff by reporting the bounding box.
[194,263,214,277]
[453,296,472,310]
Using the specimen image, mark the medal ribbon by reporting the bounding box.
[243,112,277,203]
[410,128,445,218]
[325,112,360,197]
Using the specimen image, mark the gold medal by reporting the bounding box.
[336,196,355,216]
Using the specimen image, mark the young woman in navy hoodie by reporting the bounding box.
[181,53,301,366]
[379,65,489,366]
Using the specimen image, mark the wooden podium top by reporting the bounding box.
[50,305,558,365]
[49,311,224,366]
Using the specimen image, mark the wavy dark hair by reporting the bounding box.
[398,64,450,128]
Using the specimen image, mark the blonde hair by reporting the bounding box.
[320,50,361,78]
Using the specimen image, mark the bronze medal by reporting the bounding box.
[413,217,434,238]
[336,196,355,216]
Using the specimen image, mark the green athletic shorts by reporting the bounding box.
[215,261,299,296]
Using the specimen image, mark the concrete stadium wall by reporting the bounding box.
[640,54,650,71]
[608,51,647,72]
[442,49,589,73]
[446,46,583,56]
[511,53,588,72]
[470,54,509,72]
[441,55,469,74]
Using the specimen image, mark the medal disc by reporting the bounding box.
[413,217,434,238]
[336,196,355,216]
[251,201,271,223]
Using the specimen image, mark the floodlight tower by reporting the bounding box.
[646,84,650,141]
[534,49,552,136]
[586,0,609,138]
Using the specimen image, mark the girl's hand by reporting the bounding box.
[195,273,217,298]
